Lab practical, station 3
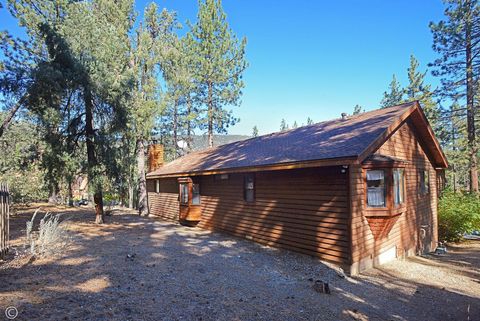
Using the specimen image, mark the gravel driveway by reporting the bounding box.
[0,206,479,321]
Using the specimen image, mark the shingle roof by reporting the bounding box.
[147,102,444,178]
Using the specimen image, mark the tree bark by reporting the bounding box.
[68,180,74,206]
[84,86,105,223]
[207,81,214,148]
[136,138,148,216]
[128,180,134,209]
[0,94,27,138]
[48,183,60,204]
[173,99,179,157]
[466,10,478,193]
[186,96,193,151]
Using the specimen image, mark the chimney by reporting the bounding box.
[341,112,348,120]
[148,144,164,172]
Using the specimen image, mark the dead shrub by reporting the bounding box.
[25,209,72,257]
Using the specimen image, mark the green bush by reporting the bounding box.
[438,189,480,242]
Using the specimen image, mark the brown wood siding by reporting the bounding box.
[147,166,350,264]
[196,167,350,264]
[147,178,179,221]
[350,119,439,264]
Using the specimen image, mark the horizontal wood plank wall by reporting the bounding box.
[351,119,438,265]
[147,178,179,221]
[197,167,350,264]
[349,164,374,264]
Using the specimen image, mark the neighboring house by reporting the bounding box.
[72,175,88,200]
[146,102,448,274]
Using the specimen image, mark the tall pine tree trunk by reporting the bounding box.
[128,180,134,209]
[48,183,60,204]
[68,180,74,206]
[173,99,179,157]
[84,86,105,224]
[207,82,214,148]
[136,138,148,216]
[0,94,27,138]
[466,13,478,193]
[186,96,192,151]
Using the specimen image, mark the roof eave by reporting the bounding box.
[146,156,358,179]
[357,101,448,169]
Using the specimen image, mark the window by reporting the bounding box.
[180,183,189,205]
[244,174,255,202]
[192,184,201,205]
[420,170,429,195]
[214,174,229,181]
[367,170,386,207]
[155,179,160,193]
[393,169,405,205]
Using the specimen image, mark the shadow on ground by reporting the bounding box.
[0,206,478,321]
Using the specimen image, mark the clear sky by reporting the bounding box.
[149,0,446,135]
[0,0,446,136]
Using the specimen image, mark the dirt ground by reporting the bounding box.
[0,205,479,321]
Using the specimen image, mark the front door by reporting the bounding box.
[178,177,201,224]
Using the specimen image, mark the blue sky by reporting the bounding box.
[152,0,446,135]
[1,0,446,136]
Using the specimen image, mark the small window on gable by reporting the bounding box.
[393,169,405,205]
[180,183,189,205]
[192,183,201,205]
[420,170,429,195]
[367,170,386,207]
[155,179,160,193]
[244,174,255,203]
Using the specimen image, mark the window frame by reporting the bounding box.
[366,169,387,208]
[363,163,407,216]
[191,183,201,205]
[419,169,430,195]
[244,174,255,203]
[393,168,405,206]
[180,183,189,205]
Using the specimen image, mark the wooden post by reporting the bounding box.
[0,183,9,259]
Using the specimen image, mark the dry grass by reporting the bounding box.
[24,209,72,257]
[0,204,479,321]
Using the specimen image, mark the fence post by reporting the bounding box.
[0,183,9,259]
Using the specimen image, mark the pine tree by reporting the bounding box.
[188,0,247,147]
[380,74,404,108]
[353,104,364,115]
[440,102,469,191]
[129,4,172,215]
[5,0,136,223]
[62,0,135,223]
[292,121,298,129]
[306,117,313,125]
[160,13,199,160]
[405,55,441,133]
[280,119,288,131]
[2,0,84,204]
[252,125,258,137]
[430,0,480,192]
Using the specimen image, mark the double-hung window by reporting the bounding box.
[393,169,405,205]
[244,174,255,203]
[192,184,201,205]
[367,170,386,207]
[180,183,189,205]
[420,170,429,195]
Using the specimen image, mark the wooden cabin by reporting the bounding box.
[146,102,448,274]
